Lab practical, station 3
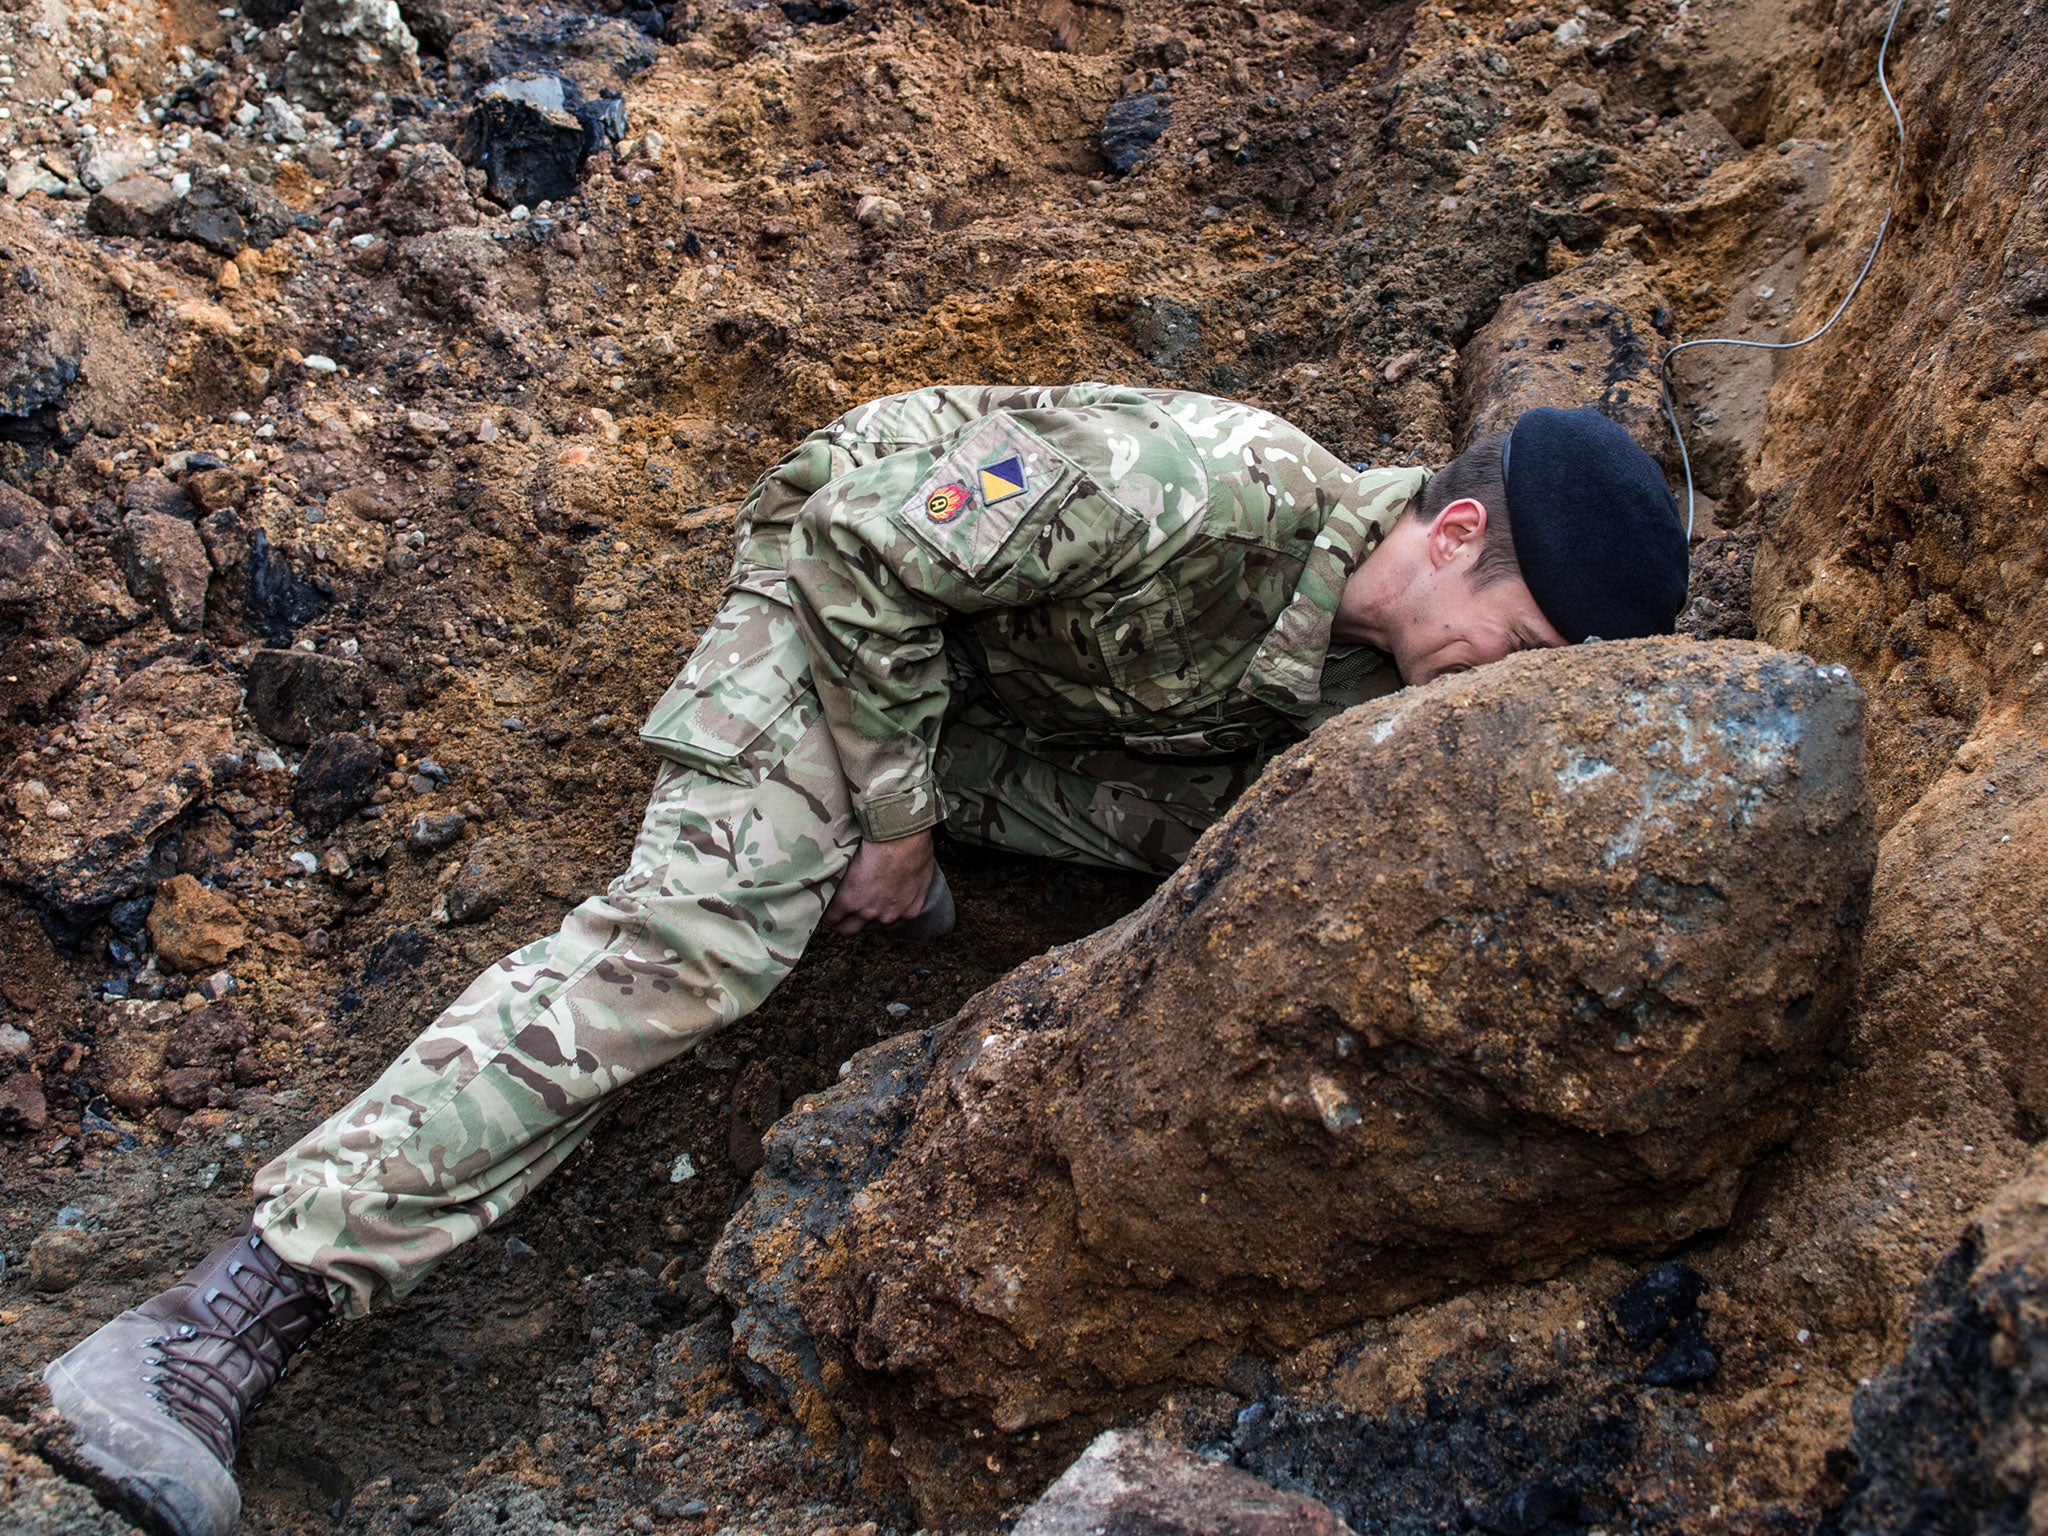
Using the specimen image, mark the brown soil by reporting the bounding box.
[0,0,2038,1528]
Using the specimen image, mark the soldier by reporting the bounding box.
[40,385,1688,1536]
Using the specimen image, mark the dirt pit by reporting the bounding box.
[0,0,2042,1530]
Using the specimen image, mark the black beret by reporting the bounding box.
[1501,407,1689,644]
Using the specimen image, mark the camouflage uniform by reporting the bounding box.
[253,385,1428,1316]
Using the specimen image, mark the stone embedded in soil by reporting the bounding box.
[145,874,249,973]
[1102,93,1173,177]
[165,167,298,258]
[84,175,179,239]
[293,732,385,834]
[436,840,520,926]
[1609,1260,1704,1346]
[460,74,603,207]
[287,0,421,112]
[27,1225,100,1292]
[117,511,211,632]
[711,638,1876,1516]
[245,648,377,747]
[247,528,332,643]
[1017,1431,1356,1536]
[346,143,479,239]
[407,809,468,852]
[0,658,241,920]
[1459,249,1673,463]
[0,1070,47,1134]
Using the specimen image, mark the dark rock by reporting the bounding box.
[1638,1312,1719,1387]
[711,639,1876,1518]
[167,167,298,257]
[244,0,303,23]
[85,176,180,238]
[1475,1478,1579,1536]
[1102,93,1172,177]
[1128,294,1205,369]
[118,511,211,632]
[459,74,619,205]
[1610,1261,1705,1347]
[1016,1432,1356,1536]
[407,810,468,852]
[245,648,376,747]
[160,1065,220,1111]
[287,0,421,111]
[294,732,385,833]
[247,528,331,643]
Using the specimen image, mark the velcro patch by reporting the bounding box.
[902,415,1065,575]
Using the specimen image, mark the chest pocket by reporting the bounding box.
[1095,573,1201,712]
[638,587,818,785]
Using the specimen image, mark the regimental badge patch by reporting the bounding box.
[978,455,1028,505]
[925,483,969,523]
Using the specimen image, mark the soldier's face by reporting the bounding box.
[1389,498,1569,684]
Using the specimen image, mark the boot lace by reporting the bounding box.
[142,1239,331,1466]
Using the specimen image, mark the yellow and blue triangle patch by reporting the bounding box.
[978,454,1028,505]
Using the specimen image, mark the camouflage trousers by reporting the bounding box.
[251,581,1261,1317]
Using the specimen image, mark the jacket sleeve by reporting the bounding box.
[785,407,1169,841]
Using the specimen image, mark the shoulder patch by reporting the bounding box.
[925,483,969,523]
[978,455,1028,505]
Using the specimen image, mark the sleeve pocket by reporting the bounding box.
[1094,572,1202,712]
[638,590,820,784]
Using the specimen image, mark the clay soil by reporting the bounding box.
[0,0,2042,1530]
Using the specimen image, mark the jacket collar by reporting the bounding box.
[1238,466,1429,713]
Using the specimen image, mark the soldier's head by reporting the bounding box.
[1353,407,1688,684]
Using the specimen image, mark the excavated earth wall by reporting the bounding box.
[0,0,2038,1528]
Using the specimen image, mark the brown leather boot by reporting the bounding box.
[42,1219,333,1536]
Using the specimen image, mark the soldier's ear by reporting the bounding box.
[1426,498,1489,569]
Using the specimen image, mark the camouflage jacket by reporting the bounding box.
[645,385,1428,842]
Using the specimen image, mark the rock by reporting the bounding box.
[396,226,506,320]
[1459,250,1673,463]
[294,732,385,834]
[347,143,478,238]
[0,1070,47,1133]
[146,874,248,972]
[855,194,905,232]
[0,658,242,920]
[398,0,464,53]
[1833,1144,2048,1534]
[261,95,309,143]
[287,0,421,112]
[1102,93,1172,177]
[1017,1432,1356,1536]
[0,636,88,723]
[28,1226,99,1292]
[181,467,245,514]
[458,74,623,206]
[406,408,452,438]
[0,485,135,669]
[437,840,519,925]
[710,639,1876,1516]
[118,511,211,632]
[120,472,194,521]
[167,167,298,257]
[246,527,332,643]
[244,648,376,746]
[76,137,152,192]
[1610,1260,1705,1346]
[407,810,467,851]
[85,175,179,238]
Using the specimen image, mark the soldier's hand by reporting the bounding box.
[823,830,937,935]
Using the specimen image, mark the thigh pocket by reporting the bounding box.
[639,595,819,784]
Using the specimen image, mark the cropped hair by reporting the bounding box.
[1413,430,1521,588]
